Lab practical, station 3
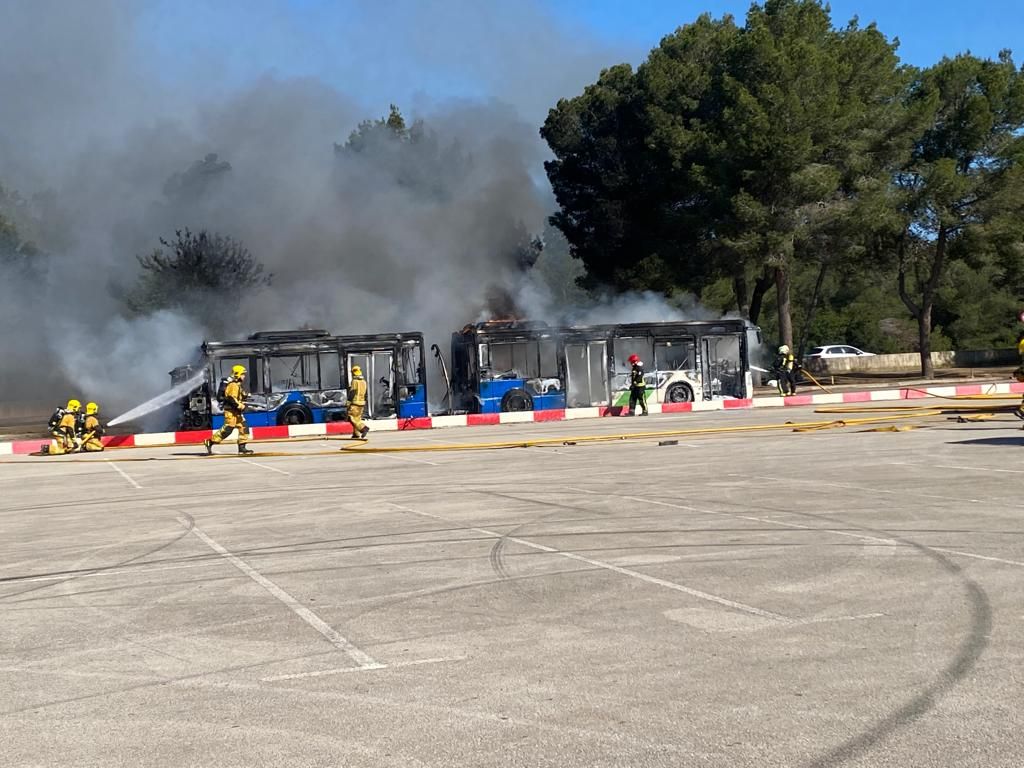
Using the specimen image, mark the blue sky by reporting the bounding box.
[549,1,1021,68]
[135,0,1022,121]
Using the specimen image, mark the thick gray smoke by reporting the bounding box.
[0,0,629,417]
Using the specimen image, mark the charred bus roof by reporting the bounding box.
[563,319,751,338]
[202,330,425,358]
[248,329,331,341]
[457,319,751,343]
[458,320,551,334]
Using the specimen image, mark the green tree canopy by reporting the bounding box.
[543,0,907,347]
[122,229,272,335]
[883,52,1024,375]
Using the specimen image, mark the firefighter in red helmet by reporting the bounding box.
[627,354,648,416]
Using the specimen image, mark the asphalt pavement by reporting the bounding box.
[2,405,1023,767]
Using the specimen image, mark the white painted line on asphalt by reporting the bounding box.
[928,547,1024,569]
[388,502,789,622]
[238,457,292,476]
[0,665,157,682]
[587,483,1024,573]
[262,656,464,681]
[567,487,897,547]
[177,516,381,669]
[893,461,1024,475]
[368,452,440,467]
[1,557,228,586]
[103,459,142,489]
[792,612,885,627]
[407,434,475,445]
[744,473,983,504]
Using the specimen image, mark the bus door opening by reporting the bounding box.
[652,338,697,404]
[396,343,427,418]
[564,340,609,407]
[611,337,654,407]
[347,351,394,419]
[700,333,744,399]
[477,337,564,413]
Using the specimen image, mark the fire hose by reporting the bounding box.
[11,397,1020,463]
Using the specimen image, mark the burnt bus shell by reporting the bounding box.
[173,330,427,430]
[449,319,757,413]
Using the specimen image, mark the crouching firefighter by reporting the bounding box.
[627,354,648,416]
[78,402,105,452]
[47,399,81,455]
[773,344,797,397]
[347,365,370,439]
[204,365,254,455]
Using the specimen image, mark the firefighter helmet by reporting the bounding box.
[352,365,363,377]
[628,354,640,364]
[67,399,82,412]
[231,365,246,378]
[86,402,99,415]
[779,345,790,354]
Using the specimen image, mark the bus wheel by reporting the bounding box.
[277,403,313,426]
[187,412,210,429]
[666,383,693,403]
[500,388,534,412]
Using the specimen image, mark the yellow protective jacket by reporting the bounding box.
[348,376,367,406]
[81,414,103,438]
[774,352,795,372]
[223,379,247,411]
[56,412,77,435]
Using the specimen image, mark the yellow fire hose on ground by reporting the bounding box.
[9,392,1020,464]
[798,367,832,394]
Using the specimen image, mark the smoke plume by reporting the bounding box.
[0,1,679,418]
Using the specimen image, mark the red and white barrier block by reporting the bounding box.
[2,381,1021,456]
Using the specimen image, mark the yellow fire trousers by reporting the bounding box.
[211,410,249,444]
[347,403,365,434]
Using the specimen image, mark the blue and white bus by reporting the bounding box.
[444,319,759,413]
[447,320,567,414]
[171,329,427,430]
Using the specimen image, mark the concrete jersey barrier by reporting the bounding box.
[810,347,1018,374]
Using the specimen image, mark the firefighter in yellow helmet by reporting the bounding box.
[47,399,81,455]
[205,365,254,454]
[772,344,797,397]
[347,365,369,439]
[78,402,105,452]
[1014,332,1024,420]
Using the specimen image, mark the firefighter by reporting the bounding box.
[347,365,370,439]
[627,354,648,416]
[773,344,797,396]
[204,365,254,455]
[1014,332,1024,420]
[47,399,81,455]
[78,402,105,452]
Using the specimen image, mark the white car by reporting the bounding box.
[804,345,875,359]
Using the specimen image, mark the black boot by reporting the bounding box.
[360,426,370,439]
[204,438,214,455]
[238,444,254,455]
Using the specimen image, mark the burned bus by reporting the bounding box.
[447,320,566,413]
[446,319,758,413]
[171,329,427,430]
[564,320,757,408]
